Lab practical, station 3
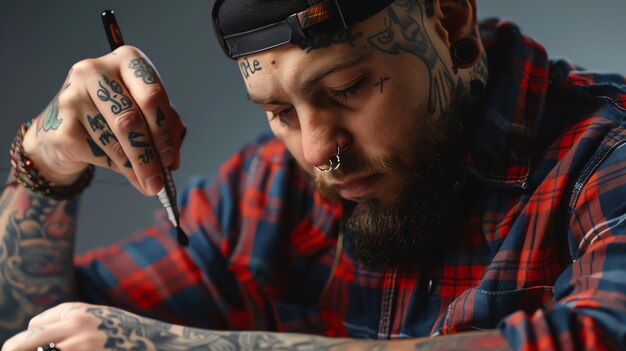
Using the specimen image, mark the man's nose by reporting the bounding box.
[299,110,347,170]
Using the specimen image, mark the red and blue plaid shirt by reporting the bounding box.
[75,20,626,350]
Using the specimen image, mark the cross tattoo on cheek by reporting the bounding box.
[375,76,391,93]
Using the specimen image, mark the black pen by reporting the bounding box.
[101,9,188,246]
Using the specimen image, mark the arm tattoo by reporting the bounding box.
[368,0,455,115]
[87,307,178,351]
[85,306,509,351]
[97,75,133,115]
[36,95,63,136]
[0,188,78,342]
[414,331,511,351]
[129,58,159,84]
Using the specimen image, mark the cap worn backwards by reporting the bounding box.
[211,0,395,58]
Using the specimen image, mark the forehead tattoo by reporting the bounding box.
[240,57,263,79]
[246,51,369,105]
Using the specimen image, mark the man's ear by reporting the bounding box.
[431,0,477,46]
[431,0,481,71]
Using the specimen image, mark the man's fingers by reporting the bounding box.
[169,105,186,170]
[118,50,178,169]
[28,303,82,329]
[86,73,163,195]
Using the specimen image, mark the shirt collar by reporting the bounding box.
[466,19,551,187]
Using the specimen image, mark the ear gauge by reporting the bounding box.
[450,37,481,74]
[424,0,435,17]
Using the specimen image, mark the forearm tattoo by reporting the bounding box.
[85,306,510,351]
[0,187,78,342]
[368,0,456,115]
[129,58,159,84]
[97,75,133,115]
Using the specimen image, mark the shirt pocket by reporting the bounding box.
[438,285,554,334]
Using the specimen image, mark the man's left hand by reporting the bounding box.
[2,302,167,351]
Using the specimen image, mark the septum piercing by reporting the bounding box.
[315,145,341,172]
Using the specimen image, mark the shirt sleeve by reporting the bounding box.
[74,135,290,330]
[500,137,626,350]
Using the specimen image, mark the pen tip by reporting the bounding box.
[176,227,189,247]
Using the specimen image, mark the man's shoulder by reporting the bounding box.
[221,132,292,175]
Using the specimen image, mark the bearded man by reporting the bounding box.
[2,1,626,350]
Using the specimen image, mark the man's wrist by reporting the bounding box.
[12,119,94,200]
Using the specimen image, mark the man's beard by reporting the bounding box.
[315,97,470,270]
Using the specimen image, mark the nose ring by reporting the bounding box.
[315,145,341,172]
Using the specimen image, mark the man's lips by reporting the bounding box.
[333,173,383,200]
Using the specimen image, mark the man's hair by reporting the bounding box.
[210,0,394,58]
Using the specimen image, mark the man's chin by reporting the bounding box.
[342,191,445,270]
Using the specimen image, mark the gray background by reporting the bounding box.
[1,1,625,254]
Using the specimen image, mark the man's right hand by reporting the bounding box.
[22,45,185,195]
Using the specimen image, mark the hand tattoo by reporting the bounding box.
[129,58,158,84]
[36,95,63,136]
[97,75,133,115]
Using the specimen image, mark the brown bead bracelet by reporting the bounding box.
[9,119,95,201]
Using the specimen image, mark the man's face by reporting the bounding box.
[240,1,468,268]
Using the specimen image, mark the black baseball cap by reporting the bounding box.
[211,0,395,58]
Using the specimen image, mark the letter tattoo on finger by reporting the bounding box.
[97,75,133,114]
[156,107,166,127]
[87,113,118,146]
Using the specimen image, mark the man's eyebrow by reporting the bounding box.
[246,93,289,106]
[247,51,369,105]
[301,51,369,95]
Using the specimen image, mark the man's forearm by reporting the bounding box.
[171,328,511,351]
[85,306,511,351]
[0,182,79,341]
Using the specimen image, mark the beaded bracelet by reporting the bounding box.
[9,119,95,201]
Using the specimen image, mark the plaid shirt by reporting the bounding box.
[75,21,626,350]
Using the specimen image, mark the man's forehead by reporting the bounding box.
[243,47,370,105]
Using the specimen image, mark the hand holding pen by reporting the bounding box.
[16,10,187,242]
[102,10,188,246]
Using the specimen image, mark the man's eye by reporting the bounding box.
[275,106,294,117]
[269,106,294,128]
[329,77,367,103]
